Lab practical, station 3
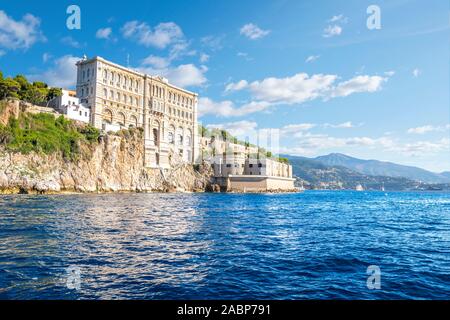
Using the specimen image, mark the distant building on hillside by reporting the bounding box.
[48,89,90,123]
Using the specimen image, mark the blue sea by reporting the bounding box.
[0,191,449,300]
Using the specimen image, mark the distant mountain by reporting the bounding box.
[283,155,420,191]
[440,172,450,179]
[313,153,450,184]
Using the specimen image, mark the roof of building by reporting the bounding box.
[76,56,197,96]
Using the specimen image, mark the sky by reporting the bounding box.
[0,0,449,172]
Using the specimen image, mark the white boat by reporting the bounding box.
[355,184,364,191]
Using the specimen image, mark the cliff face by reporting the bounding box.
[0,102,212,194]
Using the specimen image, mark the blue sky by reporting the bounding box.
[1,0,449,172]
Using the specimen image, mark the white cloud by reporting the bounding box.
[140,63,208,88]
[305,55,320,63]
[234,73,337,103]
[330,75,386,98]
[282,123,317,133]
[384,70,395,77]
[412,68,421,78]
[324,121,356,129]
[0,10,45,50]
[397,138,450,156]
[201,35,225,51]
[200,53,209,63]
[206,120,258,137]
[323,25,342,38]
[28,55,80,88]
[121,21,183,49]
[164,64,207,87]
[61,36,83,48]
[328,14,348,23]
[96,27,112,39]
[225,72,387,105]
[198,97,272,117]
[42,52,52,63]
[240,23,270,40]
[225,80,248,92]
[407,124,450,134]
[142,55,170,69]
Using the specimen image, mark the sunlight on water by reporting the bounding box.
[0,191,449,299]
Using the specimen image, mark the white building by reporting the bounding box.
[48,89,91,123]
[75,56,199,168]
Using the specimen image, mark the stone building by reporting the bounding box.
[212,153,295,192]
[75,56,199,168]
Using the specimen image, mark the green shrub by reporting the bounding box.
[0,112,100,161]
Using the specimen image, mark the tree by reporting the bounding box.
[0,78,21,99]
[46,87,62,101]
[26,86,48,105]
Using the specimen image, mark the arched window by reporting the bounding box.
[103,88,107,98]
[103,109,113,123]
[129,115,138,127]
[117,112,126,126]
[103,70,107,79]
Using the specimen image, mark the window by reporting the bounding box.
[168,132,174,144]
[103,88,107,98]
[249,164,253,168]
[258,163,263,168]
[226,164,231,168]
[79,111,82,116]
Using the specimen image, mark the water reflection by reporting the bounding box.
[0,192,449,299]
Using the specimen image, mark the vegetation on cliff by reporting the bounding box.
[0,71,61,105]
[0,107,100,160]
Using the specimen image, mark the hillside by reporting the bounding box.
[285,155,420,190]
[314,153,450,184]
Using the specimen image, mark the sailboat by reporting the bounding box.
[381,182,385,192]
[355,184,364,191]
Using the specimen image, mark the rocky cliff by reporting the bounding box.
[0,100,213,194]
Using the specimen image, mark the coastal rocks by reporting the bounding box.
[0,129,213,194]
